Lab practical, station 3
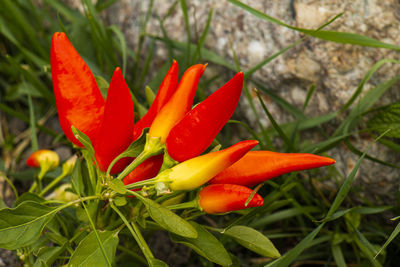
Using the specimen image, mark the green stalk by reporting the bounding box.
[110,202,155,264]
[116,135,164,180]
[166,200,198,210]
[39,173,67,197]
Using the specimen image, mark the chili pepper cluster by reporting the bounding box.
[48,32,335,214]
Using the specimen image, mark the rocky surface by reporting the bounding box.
[102,0,400,203]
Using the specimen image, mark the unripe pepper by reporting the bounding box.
[198,184,264,214]
[155,140,258,191]
[93,67,135,173]
[148,64,206,143]
[26,149,60,171]
[51,32,105,146]
[209,151,336,187]
[166,72,244,162]
[133,61,179,140]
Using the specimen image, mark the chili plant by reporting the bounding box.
[0,32,336,266]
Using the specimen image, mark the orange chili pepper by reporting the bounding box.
[148,64,206,143]
[133,60,179,140]
[209,151,336,187]
[198,184,264,214]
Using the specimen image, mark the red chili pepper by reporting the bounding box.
[51,32,105,147]
[148,64,206,143]
[209,151,336,187]
[166,72,244,162]
[93,67,135,173]
[123,154,164,186]
[51,32,135,173]
[133,61,179,140]
[198,184,264,214]
[155,140,258,191]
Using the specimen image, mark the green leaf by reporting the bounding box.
[69,230,119,267]
[71,158,85,196]
[71,126,96,156]
[0,201,56,249]
[170,222,232,266]
[141,197,197,238]
[114,196,127,206]
[148,258,169,267]
[33,246,65,267]
[223,225,280,258]
[369,102,400,138]
[108,179,126,195]
[14,192,45,207]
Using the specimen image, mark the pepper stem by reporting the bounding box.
[39,173,67,197]
[159,151,179,172]
[116,134,164,181]
[166,199,198,210]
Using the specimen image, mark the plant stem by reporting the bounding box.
[116,135,164,181]
[110,202,155,264]
[124,177,158,189]
[39,173,67,197]
[166,200,198,210]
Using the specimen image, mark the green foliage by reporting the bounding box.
[0,201,56,249]
[69,230,119,267]
[170,222,232,266]
[369,102,400,138]
[223,225,280,258]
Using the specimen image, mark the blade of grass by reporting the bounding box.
[228,0,400,51]
[45,0,81,22]
[133,0,154,76]
[265,223,325,267]
[375,221,400,258]
[108,25,127,76]
[231,46,273,150]
[245,12,343,79]
[27,94,38,152]
[228,120,267,150]
[324,130,390,220]
[0,103,58,138]
[344,139,400,169]
[251,79,304,119]
[255,89,291,149]
[340,59,400,113]
[193,7,213,63]
[334,74,400,137]
[289,84,316,151]
[151,35,234,69]
[180,0,191,64]
[331,244,347,267]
